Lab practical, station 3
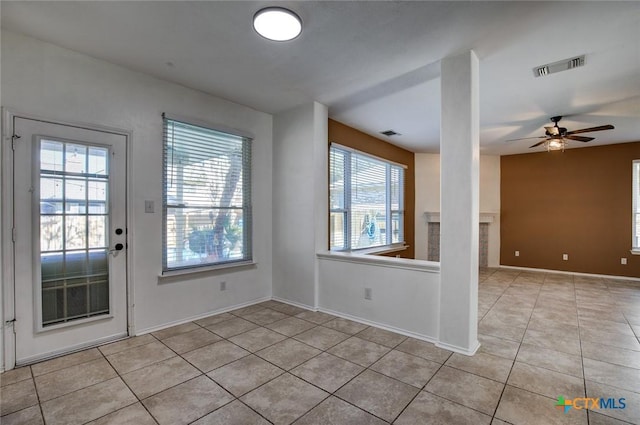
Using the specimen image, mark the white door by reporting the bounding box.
[12,117,128,365]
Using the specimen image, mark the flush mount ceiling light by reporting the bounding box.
[253,7,302,41]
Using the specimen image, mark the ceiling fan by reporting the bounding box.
[507,116,614,151]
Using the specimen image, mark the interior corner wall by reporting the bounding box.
[0,30,274,337]
[0,25,4,371]
[272,102,328,308]
[501,142,640,277]
[328,120,415,259]
[414,154,501,266]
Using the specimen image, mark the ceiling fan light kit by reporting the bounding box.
[506,116,614,152]
[546,139,565,152]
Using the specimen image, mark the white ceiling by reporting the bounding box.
[2,1,639,155]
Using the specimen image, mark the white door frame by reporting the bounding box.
[1,108,135,370]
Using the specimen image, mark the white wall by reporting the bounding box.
[0,26,3,370]
[415,154,501,266]
[272,102,328,308]
[0,30,273,346]
[318,254,440,339]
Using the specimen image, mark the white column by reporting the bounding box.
[272,102,328,309]
[437,51,480,355]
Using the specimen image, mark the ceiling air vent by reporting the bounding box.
[533,55,585,78]
[535,66,549,77]
[380,130,401,137]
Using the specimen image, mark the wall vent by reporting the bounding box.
[380,130,400,137]
[533,55,585,78]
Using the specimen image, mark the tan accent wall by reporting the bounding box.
[501,142,640,277]
[328,119,415,259]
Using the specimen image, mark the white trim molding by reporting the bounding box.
[425,211,496,224]
[135,296,271,336]
[270,297,316,312]
[317,251,440,273]
[436,339,480,356]
[318,307,440,345]
[499,265,640,282]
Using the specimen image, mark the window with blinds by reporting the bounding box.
[330,144,405,251]
[163,115,252,271]
[633,160,640,250]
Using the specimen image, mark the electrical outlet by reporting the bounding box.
[621,258,627,265]
[220,281,227,291]
[515,250,520,257]
[562,254,568,261]
[364,288,372,300]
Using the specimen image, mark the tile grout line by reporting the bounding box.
[390,360,449,423]
[98,339,161,425]
[576,277,591,425]
[16,286,639,425]
[217,310,394,423]
[221,307,432,423]
[110,333,261,425]
[488,269,543,423]
[183,307,381,424]
[32,365,47,425]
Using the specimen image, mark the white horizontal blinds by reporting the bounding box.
[390,165,404,244]
[329,147,347,250]
[329,144,405,251]
[163,116,252,271]
[351,153,388,248]
[634,161,640,249]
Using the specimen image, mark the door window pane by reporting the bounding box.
[41,216,63,252]
[88,216,107,248]
[65,144,87,173]
[39,139,111,326]
[88,147,108,175]
[40,141,63,172]
[65,216,86,250]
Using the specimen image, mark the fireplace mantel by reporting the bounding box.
[424,212,496,224]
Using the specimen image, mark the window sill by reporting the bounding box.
[317,250,440,273]
[340,243,408,256]
[159,260,256,280]
[631,249,640,256]
[361,244,409,256]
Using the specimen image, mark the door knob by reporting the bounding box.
[109,243,124,254]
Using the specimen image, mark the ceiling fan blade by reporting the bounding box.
[566,125,614,135]
[529,140,547,148]
[566,135,594,142]
[505,136,546,142]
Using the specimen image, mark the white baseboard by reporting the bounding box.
[499,265,640,282]
[16,332,127,367]
[317,307,439,345]
[135,296,271,336]
[436,339,480,356]
[271,296,316,312]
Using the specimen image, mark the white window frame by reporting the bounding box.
[162,114,253,273]
[329,143,406,252]
[633,160,640,254]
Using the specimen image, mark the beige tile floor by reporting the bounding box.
[1,268,640,424]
